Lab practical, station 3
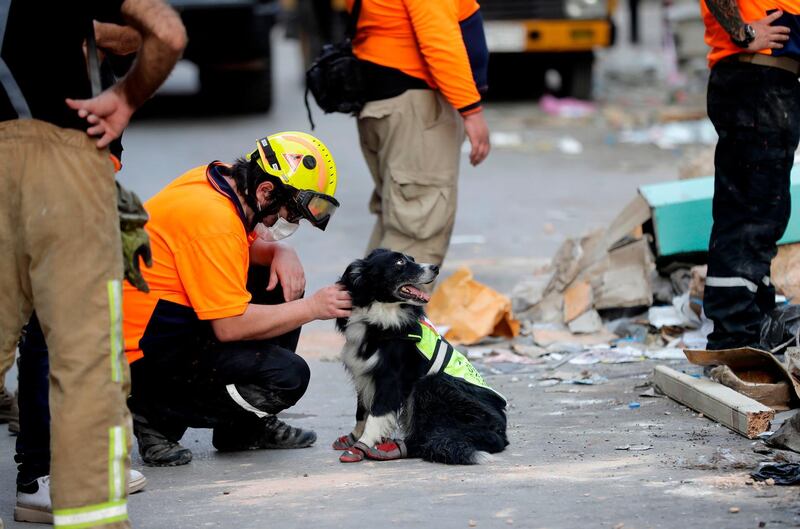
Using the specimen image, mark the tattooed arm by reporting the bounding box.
[705,0,791,50]
[705,0,746,39]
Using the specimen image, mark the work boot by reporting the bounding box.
[213,415,316,451]
[0,388,19,433]
[133,415,192,467]
[15,471,147,523]
[260,415,316,448]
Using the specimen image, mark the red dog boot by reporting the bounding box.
[361,439,408,461]
[332,433,358,450]
[339,442,368,463]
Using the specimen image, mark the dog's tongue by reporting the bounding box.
[406,285,430,302]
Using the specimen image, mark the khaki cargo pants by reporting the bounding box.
[358,89,465,267]
[0,120,131,529]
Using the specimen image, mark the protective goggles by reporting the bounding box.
[290,189,339,231]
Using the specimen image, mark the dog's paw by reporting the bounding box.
[332,433,358,451]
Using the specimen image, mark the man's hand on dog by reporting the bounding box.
[268,244,306,301]
[307,285,352,320]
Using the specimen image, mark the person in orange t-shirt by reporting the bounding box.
[701,0,800,350]
[125,132,351,466]
[350,0,491,270]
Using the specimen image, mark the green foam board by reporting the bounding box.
[638,169,800,257]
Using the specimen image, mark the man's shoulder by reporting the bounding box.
[147,166,247,246]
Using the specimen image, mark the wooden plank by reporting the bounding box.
[653,365,775,439]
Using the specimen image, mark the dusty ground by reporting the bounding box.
[3,5,799,527]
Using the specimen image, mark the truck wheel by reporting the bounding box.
[558,52,594,100]
[199,55,272,114]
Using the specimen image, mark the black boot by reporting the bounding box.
[133,414,193,467]
[213,415,316,451]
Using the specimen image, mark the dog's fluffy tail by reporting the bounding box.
[414,438,493,465]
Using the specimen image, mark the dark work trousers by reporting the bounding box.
[705,60,800,350]
[15,312,50,487]
[127,265,309,443]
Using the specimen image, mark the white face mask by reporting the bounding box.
[255,217,299,242]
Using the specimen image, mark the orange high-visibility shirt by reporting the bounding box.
[701,0,800,67]
[349,0,482,114]
[122,164,253,364]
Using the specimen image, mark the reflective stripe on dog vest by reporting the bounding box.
[409,317,506,403]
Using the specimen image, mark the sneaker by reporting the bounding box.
[133,415,192,467]
[15,471,147,523]
[213,415,316,451]
[0,389,19,433]
[259,415,317,449]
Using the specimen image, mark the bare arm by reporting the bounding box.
[211,285,351,342]
[116,0,187,108]
[94,20,142,56]
[705,0,789,50]
[66,0,187,148]
[250,240,306,301]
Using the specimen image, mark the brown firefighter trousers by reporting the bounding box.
[0,120,131,529]
[358,89,465,269]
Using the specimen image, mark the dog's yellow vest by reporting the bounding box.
[408,317,506,403]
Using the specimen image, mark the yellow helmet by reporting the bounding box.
[249,132,340,230]
[250,131,337,196]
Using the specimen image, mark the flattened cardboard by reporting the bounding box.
[685,347,800,409]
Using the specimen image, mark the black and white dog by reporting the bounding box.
[333,249,508,465]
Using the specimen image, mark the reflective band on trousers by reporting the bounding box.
[54,500,127,529]
[226,384,267,418]
[108,426,126,503]
[706,276,759,293]
[107,280,124,383]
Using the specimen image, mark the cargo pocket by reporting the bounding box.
[384,170,455,240]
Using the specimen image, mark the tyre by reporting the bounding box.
[557,52,594,100]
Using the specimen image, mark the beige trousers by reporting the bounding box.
[358,89,465,267]
[0,120,131,529]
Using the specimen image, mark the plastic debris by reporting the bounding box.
[539,94,596,119]
[628,402,641,409]
[565,373,609,385]
[615,444,652,451]
[569,346,644,365]
[751,463,800,485]
[557,137,583,155]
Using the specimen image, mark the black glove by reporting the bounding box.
[117,182,153,293]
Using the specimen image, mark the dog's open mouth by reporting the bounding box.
[398,284,430,303]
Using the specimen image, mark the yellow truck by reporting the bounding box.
[481,0,616,99]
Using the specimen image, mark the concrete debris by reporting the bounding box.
[567,310,603,335]
[767,412,800,454]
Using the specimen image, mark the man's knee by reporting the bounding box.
[239,353,310,413]
[276,353,310,406]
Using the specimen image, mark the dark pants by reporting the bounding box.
[128,266,309,442]
[15,313,50,486]
[15,266,308,484]
[705,60,800,350]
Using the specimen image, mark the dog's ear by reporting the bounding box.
[339,259,365,292]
